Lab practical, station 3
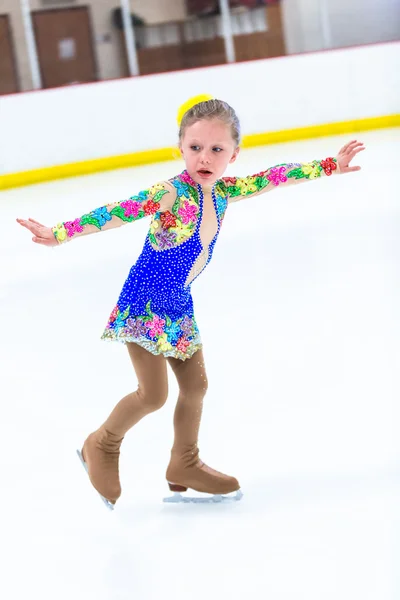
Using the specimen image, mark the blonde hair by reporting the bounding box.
[178,98,241,147]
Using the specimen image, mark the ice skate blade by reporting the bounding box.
[163,489,243,504]
[76,449,115,511]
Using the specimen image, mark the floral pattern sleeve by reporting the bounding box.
[51,181,174,244]
[223,157,340,204]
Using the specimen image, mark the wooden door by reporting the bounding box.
[0,15,19,95]
[32,7,97,88]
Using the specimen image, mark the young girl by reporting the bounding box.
[17,95,365,510]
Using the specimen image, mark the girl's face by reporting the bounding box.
[180,118,240,186]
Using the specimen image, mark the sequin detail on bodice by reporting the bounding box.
[101,178,228,360]
[132,184,222,300]
[184,186,220,287]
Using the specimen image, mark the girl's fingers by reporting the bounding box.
[18,218,53,240]
[18,218,56,246]
[349,142,364,151]
[347,147,365,162]
[340,141,363,155]
[17,217,46,232]
[341,140,357,153]
[28,218,45,227]
[338,144,365,169]
[340,141,354,152]
[17,219,36,233]
[342,143,363,156]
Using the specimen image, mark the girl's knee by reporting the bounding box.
[181,376,208,397]
[137,384,168,412]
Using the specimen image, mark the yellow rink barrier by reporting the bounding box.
[1,114,399,191]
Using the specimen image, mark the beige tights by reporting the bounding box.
[81,342,238,504]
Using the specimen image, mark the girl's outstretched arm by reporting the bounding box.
[17,180,175,246]
[223,140,365,204]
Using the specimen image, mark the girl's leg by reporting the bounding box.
[165,349,239,495]
[81,342,168,505]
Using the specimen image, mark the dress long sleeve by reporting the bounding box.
[52,180,175,243]
[222,157,340,204]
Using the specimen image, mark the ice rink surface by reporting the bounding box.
[1,129,399,599]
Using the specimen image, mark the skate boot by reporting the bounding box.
[77,428,124,510]
[164,443,243,503]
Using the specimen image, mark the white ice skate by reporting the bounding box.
[163,483,243,504]
[76,449,115,511]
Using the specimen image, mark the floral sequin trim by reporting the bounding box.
[148,172,201,251]
[222,158,338,197]
[213,180,229,222]
[52,223,68,243]
[147,171,229,252]
[53,185,169,243]
[101,300,202,360]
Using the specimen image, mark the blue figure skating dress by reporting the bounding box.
[52,159,339,360]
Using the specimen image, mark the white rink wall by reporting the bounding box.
[0,41,399,175]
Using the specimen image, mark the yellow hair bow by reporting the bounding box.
[176,94,214,126]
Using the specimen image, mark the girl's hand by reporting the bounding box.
[16,218,58,247]
[336,140,365,174]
